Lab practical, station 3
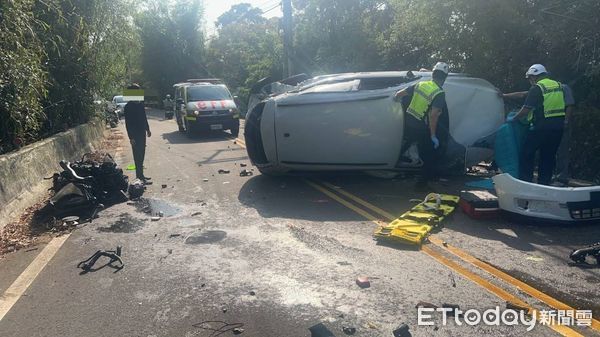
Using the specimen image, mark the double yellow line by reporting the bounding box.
[233,138,597,336]
[308,180,599,337]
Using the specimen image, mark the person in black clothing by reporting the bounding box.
[124,84,152,183]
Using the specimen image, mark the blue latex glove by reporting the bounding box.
[431,135,440,149]
[506,115,516,123]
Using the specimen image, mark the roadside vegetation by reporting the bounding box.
[1,0,598,181]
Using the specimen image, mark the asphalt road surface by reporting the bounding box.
[1,109,599,337]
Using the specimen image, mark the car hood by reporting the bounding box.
[186,100,236,111]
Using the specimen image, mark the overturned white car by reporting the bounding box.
[244,71,504,175]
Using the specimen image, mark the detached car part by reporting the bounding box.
[493,173,600,223]
[570,243,600,265]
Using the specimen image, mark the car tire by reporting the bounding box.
[230,123,240,138]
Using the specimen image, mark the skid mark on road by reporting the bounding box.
[0,234,70,322]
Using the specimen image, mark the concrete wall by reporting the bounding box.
[0,120,106,229]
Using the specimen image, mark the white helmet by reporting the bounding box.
[525,64,547,78]
[432,62,449,75]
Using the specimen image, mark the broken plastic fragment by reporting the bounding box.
[356,276,370,288]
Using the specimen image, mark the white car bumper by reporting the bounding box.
[493,173,600,222]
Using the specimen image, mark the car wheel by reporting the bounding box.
[230,123,240,138]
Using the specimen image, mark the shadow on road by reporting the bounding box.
[161,130,236,145]
[242,169,600,253]
[237,173,369,222]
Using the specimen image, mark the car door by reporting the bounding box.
[274,80,402,168]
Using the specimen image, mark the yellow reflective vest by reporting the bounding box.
[406,80,444,121]
[537,78,566,118]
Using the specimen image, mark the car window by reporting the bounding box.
[187,86,232,101]
[300,79,360,93]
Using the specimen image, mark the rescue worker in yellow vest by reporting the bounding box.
[506,64,566,185]
[394,62,450,186]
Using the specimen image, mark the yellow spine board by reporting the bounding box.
[374,193,459,245]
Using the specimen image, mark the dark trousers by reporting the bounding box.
[556,123,571,181]
[131,136,146,179]
[519,129,563,185]
[402,115,436,181]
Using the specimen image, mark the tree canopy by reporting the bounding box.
[1,0,599,180]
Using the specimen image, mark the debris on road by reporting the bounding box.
[193,321,245,336]
[569,242,600,266]
[415,301,438,309]
[249,290,256,296]
[525,256,544,262]
[342,326,356,335]
[356,276,370,288]
[240,169,253,177]
[77,246,124,273]
[392,323,411,337]
[203,178,209,182]
[158,211,164,217]
[48,153,129,219]
[169,234,181,238]
[161,184,167,188]
[191,212,202,217]
[240,163,247,167]
[218,169,230,174]
[128,179,145,199]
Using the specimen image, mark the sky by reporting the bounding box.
[203,0,283,34]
